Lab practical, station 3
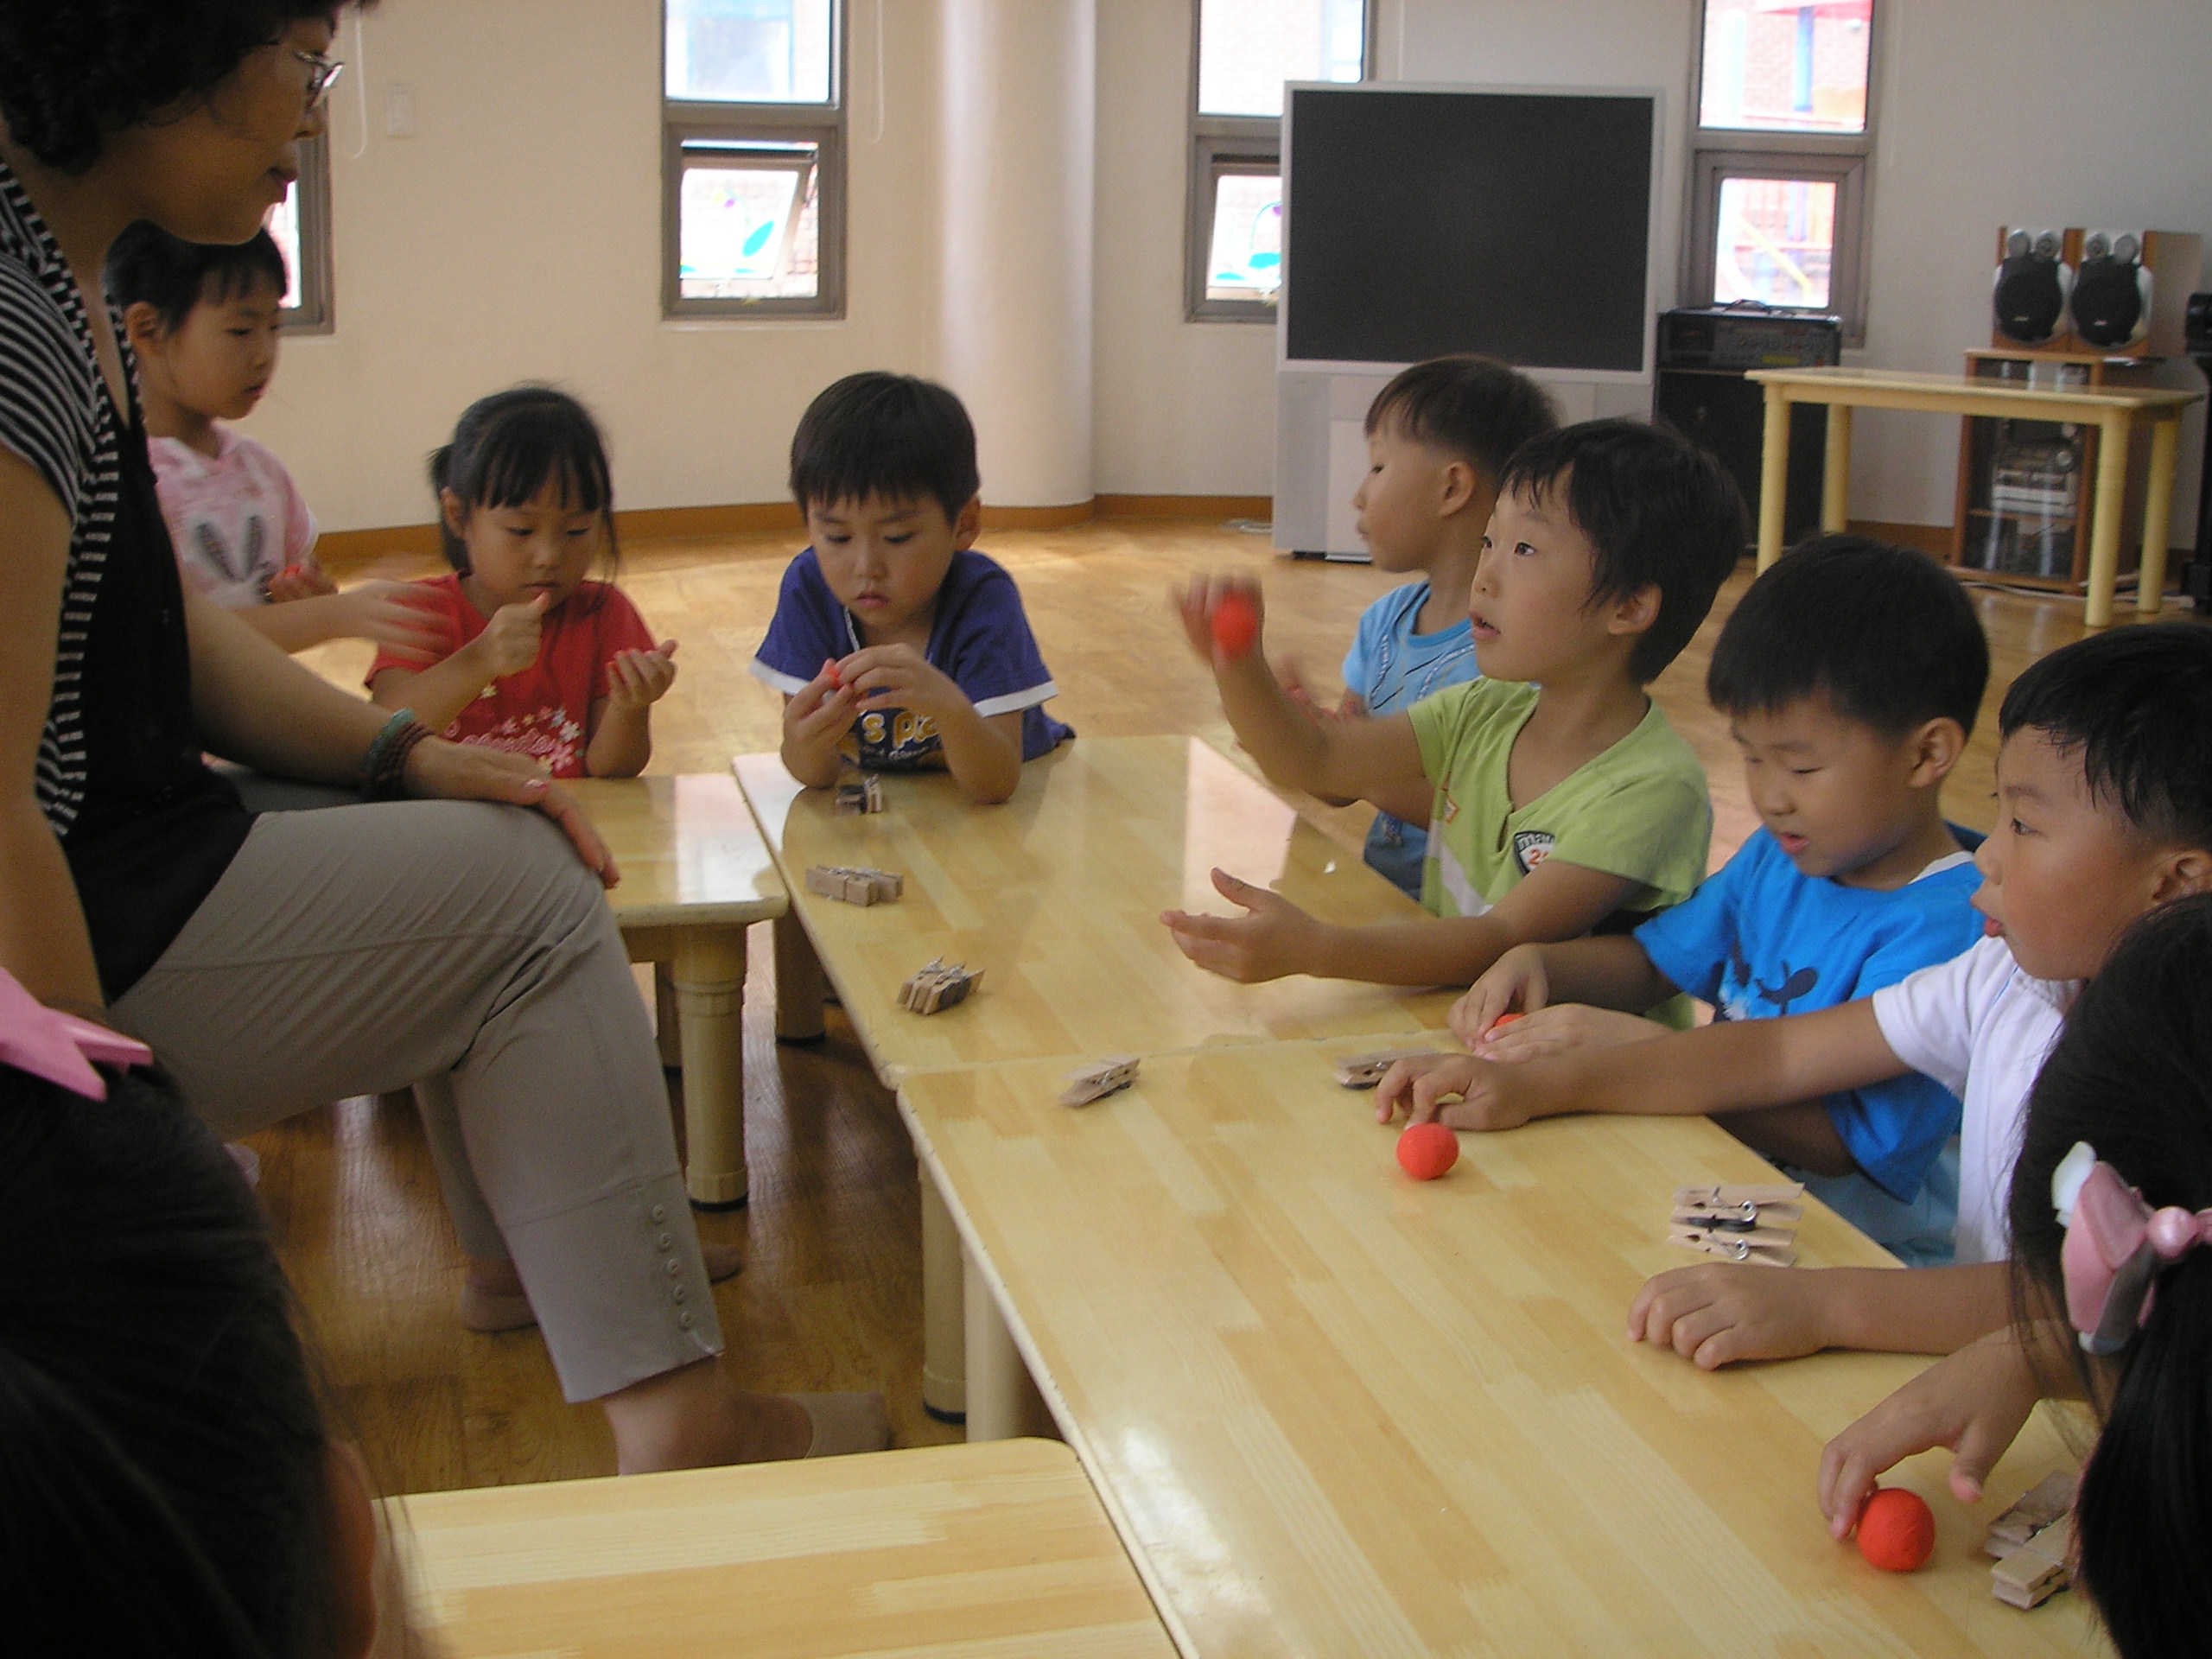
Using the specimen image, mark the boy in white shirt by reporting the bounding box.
[1376,622,2212,1370]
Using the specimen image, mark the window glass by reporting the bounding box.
[1205,172,1283,302]
[1197,0,1366,118]
[264,188,302,311]
[1712,176,1837,308]
[678,144,821,301]
[1699,0,1870,135]
[667,0,835,104]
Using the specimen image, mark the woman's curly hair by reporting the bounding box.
[0,3,349,175]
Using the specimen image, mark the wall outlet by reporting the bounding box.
[385,84,416,138]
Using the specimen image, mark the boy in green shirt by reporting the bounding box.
[1163,419,1742,989]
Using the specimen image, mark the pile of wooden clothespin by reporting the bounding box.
[899,958,982,1014]
[804,864,902,906]
[1059,1055,1138,1107]
[1986,1471,2075,1609]
[1332,1047,1438,1089]
[834,774,884,816]
[1669,1183,1804,1266]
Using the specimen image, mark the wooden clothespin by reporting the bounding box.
[1985,1471,2076,1559]
[1669,1182,1805,1266]
[1333,1047,1438,1089]
[1059,1055,1138,1107]
[804,864,902,906]
[1667,1222,1798,1266]
[899,958,982,1015]
[834,774,884,816]
[1990,1514,2072,1610]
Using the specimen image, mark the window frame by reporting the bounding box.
[1683,0,1880,346]
[1185,0,1376,325]
[660,2,848,322]
[277,131,334,335]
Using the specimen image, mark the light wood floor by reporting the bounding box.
[280,518,2098,1496]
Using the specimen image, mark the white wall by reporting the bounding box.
[256,0,2212,537]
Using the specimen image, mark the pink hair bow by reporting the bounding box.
[0,969,150,1101]
[2052,1141,2212,1355]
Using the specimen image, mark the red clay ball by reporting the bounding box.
[1211,591,1259,659]
[1856,1487,1935,1573]
[1487,1012,1524,1035]
[1396,1122,1459,1181]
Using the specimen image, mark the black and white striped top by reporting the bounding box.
[0,160,253,998]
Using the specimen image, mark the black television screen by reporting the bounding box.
[1283,86,1655,372]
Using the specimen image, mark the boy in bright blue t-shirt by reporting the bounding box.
[753,372,1071,804]
[1454,537,1992,1262]
[1280,356,1556,897]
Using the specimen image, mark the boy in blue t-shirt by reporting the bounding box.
[1283,356,1557,897]
[752,372,1071,804]
[1455,537,1993,1262]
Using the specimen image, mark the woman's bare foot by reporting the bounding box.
[601,1357,886,1472]
[461,1243,743,1333]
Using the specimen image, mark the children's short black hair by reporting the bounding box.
[103,219,290,333]
[789,372,981,524]
[0,1060,340,1656]
[1706,533,1990,736]
[1363,354,1559,485]
[1998,622,2212,849]
[430,384,619,585]
[1495,418,1747,683]
[0,2,360,175]
[2007,893,2212,1659]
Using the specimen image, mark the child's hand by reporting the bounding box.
[335,580,451,662]
[267,563,338,602]
[782,661,859,749]
[607,639,679,709]
[1172,574,1266,668]
[1478,1003,1673,1065]
[1372,1051,1547,1131]
[1159,868,1321,982]
[1816,1328,2044,1538]
[836,642,965,721]
[1628,1262,1835,1370]
[1451,944,1551,1046]
[475,592,551,678]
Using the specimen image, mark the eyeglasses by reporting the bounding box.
[294,49,345,109]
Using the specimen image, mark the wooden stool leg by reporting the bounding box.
[963,1245,1052,1441]
[674,928,747,1210]
[652,961,682,1071]
[773,911,828,1043]
[1757,383,1791,571]
[922,1168,967,1421]
[2084,413,2131,629]
[2138,415,2181,617]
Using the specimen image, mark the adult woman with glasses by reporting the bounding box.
[0,1,885,1471]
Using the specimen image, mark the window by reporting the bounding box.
[266,133,334,334]
[1686,0,1877,343]
[663,0,844,320]
[1187,0,1370,322]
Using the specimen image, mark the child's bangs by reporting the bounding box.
[471,413,613,519]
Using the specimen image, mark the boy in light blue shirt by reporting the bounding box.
[1281,355,1556,896]
[1456,537,1992,1262]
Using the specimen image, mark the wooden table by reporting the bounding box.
[735,737,1460,1420]
[569,775,787,1210]
[1747,365,2198,628]
[386,1438,1178,1658]
[901,1041,2102,1658]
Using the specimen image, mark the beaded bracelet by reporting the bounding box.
[359,708,431,801]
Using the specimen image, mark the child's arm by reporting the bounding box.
[1628,1260,2014,1370]
[584,640,679,779]
[372,593,549,732]
[838,643,1023,804]
[1817,1321,2075,1538]
[236,580,449,658]
[1374,995,1909,1129]
[1162,855,1643,986]
[1452,936,1682,1046]
[1176,578,1434,820]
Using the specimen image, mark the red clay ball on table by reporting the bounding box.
[1211,591,1259,659]
[1396,1122,1459,1181]
[1856,1487,1935,1572]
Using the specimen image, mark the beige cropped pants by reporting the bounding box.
[109,799,721,1402]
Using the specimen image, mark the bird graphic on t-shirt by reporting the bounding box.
[1755,963,1820,1014]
